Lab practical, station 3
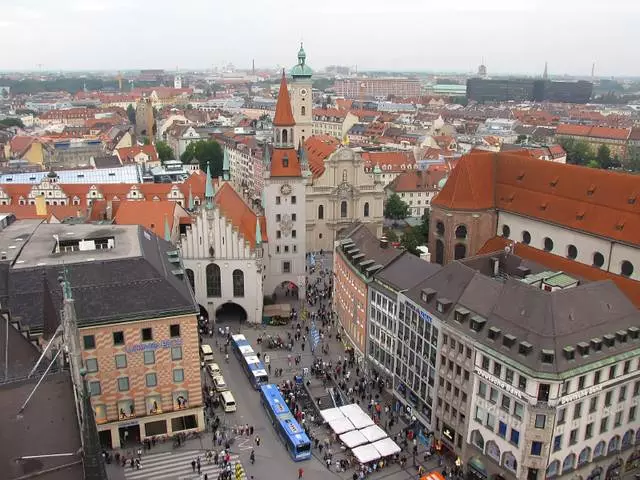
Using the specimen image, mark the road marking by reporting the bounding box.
[236,437,254,451]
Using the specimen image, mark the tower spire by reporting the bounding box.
[222,148,230,181]
[273,71,295,128]
[205,162,214,209]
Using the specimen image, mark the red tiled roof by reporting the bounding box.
[0,204,84,221]
[113,201,177,236]
[478,237,640,308]
[117,145,159,163]
[556,124,630,140]
[434,151,640,246]
[361,151,415,173]
[388,168,447,193]
[214,182,266,247]
[304,136,340,178]
[556,124,592,137]
[270,148,301,177]
[9,136,36,156]
[312,108,347,119]
[273,73,295,127]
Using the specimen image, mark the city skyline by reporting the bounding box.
[2,0,640,76]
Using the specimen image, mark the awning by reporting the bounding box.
[372,437,401,457]
[339,430,368,448]
[319,407,344,423]
[360,424,387,443]
[349,412,374,429]
[352,443,381,464]
[328,417,355,434]
[339,403,367,418]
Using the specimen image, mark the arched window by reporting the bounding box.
[485,441,500,462]
[340,201,347,218]
[282,129,288,144]
[363,202,370,217]
[318,204,324,220]
[607,435,620,454]
[543,237,554,252]
[622,430,634,450]
[502,452,517,473]
[454,243,466,260]
[206,264,221,297]
[185,268,195,292]
[301,106,306,116]
[621,260,634,277]
[546,460,560,478]
[435,239,444,265]
[471,430,484,450]
[567,244,578,260]
[232,269,244,297]
[342,169,347,183]
[455,225,467,239]
[593,440,606,458]
[562,453,575,473]
[436,221,445,236]
[522,230,531,244]
[578,446,591,467]
[276,129,280,143]
[502,224,510,238]
[593,251,605,268]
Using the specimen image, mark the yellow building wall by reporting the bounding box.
[23,142,45,165]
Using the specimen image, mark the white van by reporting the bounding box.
[199,344,214,366]
[212,375,228,392]
[207,363,221,379]
[219,391,236,412]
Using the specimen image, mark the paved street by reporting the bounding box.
[122,450,244,480]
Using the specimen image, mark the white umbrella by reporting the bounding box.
[352,444,381,463]
[339,430,368,448]
[360,424,387,443]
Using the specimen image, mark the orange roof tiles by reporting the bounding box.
[388,169,447,193]
[9,136,36,156]
[270,148,301,177]
[312,108,347,119]
[361,151,415,173]
[0,204,83,221]
[478,236,640,308]
[113,201,179,237]
[556,124,630,141]
[304,136,340,178]
[117,145,159,163]
[556,124,592,137]
[214,182,266,247]
[273,73,295,127]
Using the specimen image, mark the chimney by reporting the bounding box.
[106,200,113,220]
[490,256,500,276]
[379,236,389,249]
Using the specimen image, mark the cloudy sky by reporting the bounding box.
[2,0,639,76]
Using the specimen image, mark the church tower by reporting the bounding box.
[262,71,308,299]
[290,43,313,146]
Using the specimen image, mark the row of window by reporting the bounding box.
[89,368,185,396]
[476,382,526,421]
[505,227,635,277]
[316,201,370,219]
[275,244,298,254]
[561,360,637,395]
[274,195,296,205]
[558,382,640,425]
[479,355,528,392]
[434,222,467,240]
[275,229,297,239]
[83,324,181,350]
[85,346,183,373]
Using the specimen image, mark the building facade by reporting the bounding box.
[334,78,421,99]
[290,44,313,146]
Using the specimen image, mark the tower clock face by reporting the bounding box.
[299,88,308,96]
[280,184,292,195]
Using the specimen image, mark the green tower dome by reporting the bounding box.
[290,42,313,78]
[437,175,448,189]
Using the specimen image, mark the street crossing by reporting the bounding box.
[123,449,245,480]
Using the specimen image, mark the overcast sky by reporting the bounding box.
[2,0,639,76]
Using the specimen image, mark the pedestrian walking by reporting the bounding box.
[298,467,304,479]
[255,435,261,446]
[191,459,196,472]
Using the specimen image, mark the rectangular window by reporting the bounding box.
[629,406,637,422]
[518,375,527,391]
[634,380,640,397]
[605,391,612,406]
[478,382,487,398]
[89,381,101,396]
[284,245,289,253]
[614,411,622,427]
[113,331,124,345]
[569,428,578,445]
[535,414,546,429]
[505,368,514,385]
[171,346,182,361]
[292,230,297,238]
[489,387,498,404]
[589,396,598,413]
[83,335,96,350]
[553,435,562,452]
[624,360,631,375]
[514,402,524,420]
[600,416,609,434]
[493,362,502,377]
[85,358,98,373]
[510,428,520,447]
[557,408,566,425]
[173,368,184,383]
[594,370,601,384]
[501,395,511,412]
[619,386,627,402]
[275,196,281,205]
[146,373,157,387]
[578,375,586,390]
[585,422,593,440]
[291,195,296,204]
[573,402,582,419]
[144,350,155,365]
[118,377,130,392]
[115,354,127,369]
[481,356,490,370]
[498,421,507,438]
[276,214,281,222]
[276,230,282,239]
[530,441,543,456]
[609,365,617,379]
[292,214,296,221]
[486,412,495,430]
[142,328,153,342]
[169,324,180,338]
[283,261,291,273]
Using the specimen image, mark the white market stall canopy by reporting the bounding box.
[320,407,345,423]
[339,430,369,448]
[352,443,381,463]
[360,424,387,443]
[339,404,367,418]
[328,417,355,434]
[349,413,375,429]
[372,437,401,457]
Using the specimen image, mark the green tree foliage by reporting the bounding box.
[156,141,175,162]
[0,118,25,129]
[558,137,594,166]
[383,228,399,243]
[384,193,410,220]
[312,78,333,91]
[180,140,224,176]
[126,104,136,124]
[516,134,528,144]
[1,78,119,94]
[401,210,430,257]
[596,144,612,169]
[625,146,640,173]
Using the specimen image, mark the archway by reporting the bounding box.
[199,304,209,321]
[435,239,444,265]
[215,302,247,324]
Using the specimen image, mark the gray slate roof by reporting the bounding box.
[345,224,403,268]
[375,252,441,292]
[406,253,640,375]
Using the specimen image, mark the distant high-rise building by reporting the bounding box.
[478,63,488,79]
[467,78,592,104]
[334,78,421,100]
[174,74,182,89]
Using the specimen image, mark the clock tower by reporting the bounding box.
[290,43,313,146]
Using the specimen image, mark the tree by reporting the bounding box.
[596,144,612,169]
[0,118,24,129]
[400,229,421,256]
[516,134,528,144]
[126,104,136,124]
[142,136,151,146]
[625,146,640,173]
[384,193,410,220]
[559,137,592,166]
[383,228,399,243]
[156,141,175,162]
[180,140,224,175]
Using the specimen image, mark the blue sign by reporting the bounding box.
[419,310,432,324]
[125,338,183,354]
[310,322,320,349]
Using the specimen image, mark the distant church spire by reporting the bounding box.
[205,162,215,209]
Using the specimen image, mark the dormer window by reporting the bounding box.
[628,326,639,339]
[421,288,436,304]
[519,341,533,356]
[590,338,602,351]
[470,316,486,332]
[454,307,469,323]
[577,342,590,356]
[436,298,452,314]
[488,326,501,341]
[616,330,628,343]
[541,349,555,364]
[503,334,516,348]
[603,334,615,347]
[563,346,575,360]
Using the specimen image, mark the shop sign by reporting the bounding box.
[474,367,524,399]
[442,423,456,442]
[125,338,183,354]
[419,310,433,324]
[560,384,603,405]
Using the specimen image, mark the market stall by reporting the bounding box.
[351,443,381,464]
[339,430,369,449]
[328,417,355,435]
[320,407,345,423]
[372,437,401,457]
[360,424,387,443]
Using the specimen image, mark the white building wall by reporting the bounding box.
[497,211,640,281]
[290,77,313,146]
